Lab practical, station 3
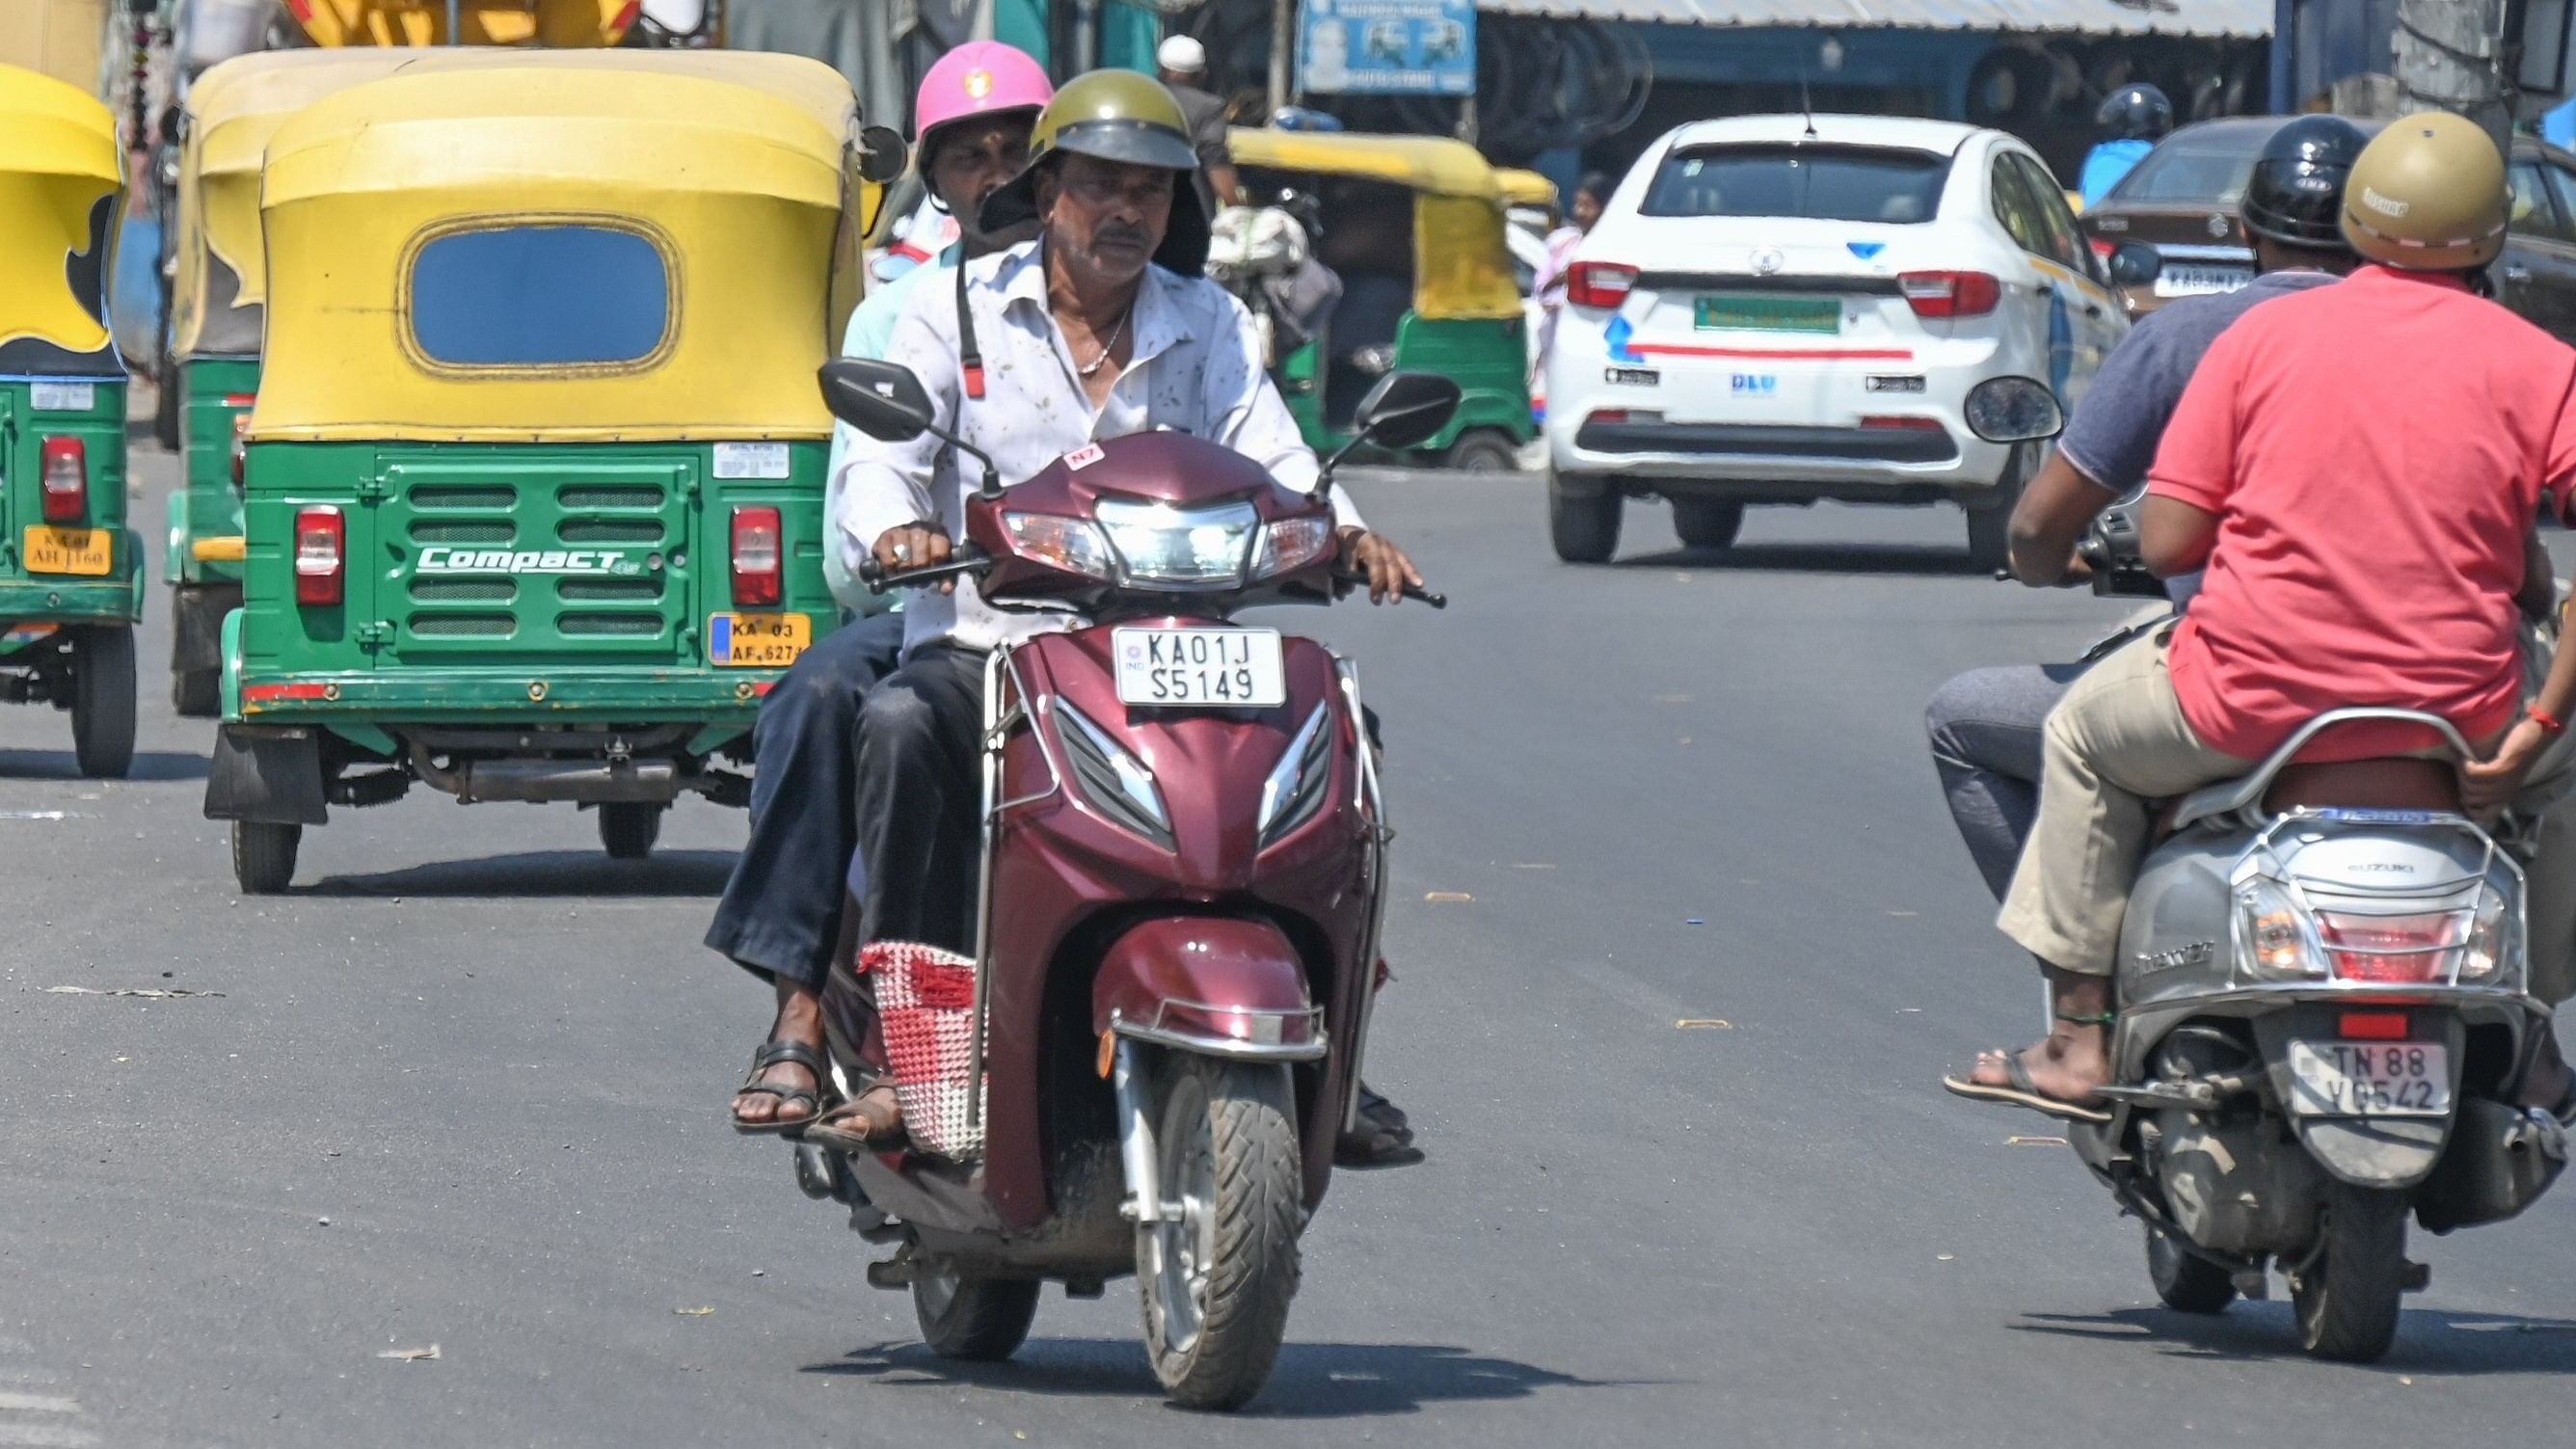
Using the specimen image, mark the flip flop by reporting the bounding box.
[804,1082,907,1154]
[730,1038,834,1137]
[1942,1050,2113,1125]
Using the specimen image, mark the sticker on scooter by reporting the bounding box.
[1065,444,1106,470]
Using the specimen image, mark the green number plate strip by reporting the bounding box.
[1694,295,1840,334]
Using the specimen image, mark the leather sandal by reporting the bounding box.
[730,1038,834,1136]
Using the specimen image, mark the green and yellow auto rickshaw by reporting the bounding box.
[204,53,874,892]
[1229,127,1533,470]
[165,49,463,717]
[0,63,141,778]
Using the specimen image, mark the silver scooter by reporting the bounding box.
[1968,389,2569,1363]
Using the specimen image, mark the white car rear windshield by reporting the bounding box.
[1641,145,1952,225]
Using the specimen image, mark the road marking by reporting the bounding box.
[0,1425,97,1448]
[0,1398,75,1415]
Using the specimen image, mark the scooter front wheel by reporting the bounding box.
[1136,1054,1301,1411]
[2290,1182,2407,1362]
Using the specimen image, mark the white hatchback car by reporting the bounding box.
[1543,114,2129,566]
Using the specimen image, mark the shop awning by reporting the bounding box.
[1471,0,2270,37]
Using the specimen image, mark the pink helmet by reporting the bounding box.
[914,41,1054,163]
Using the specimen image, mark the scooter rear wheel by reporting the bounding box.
[2144,1223,2237,1314]
[1137,1054,1301,1410]
[2290,1183,2407,1362]
[912,1268,1039,1361]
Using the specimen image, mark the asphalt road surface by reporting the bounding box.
[6,444,2573,1449]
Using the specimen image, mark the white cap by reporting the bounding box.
[1158,35,1208,73]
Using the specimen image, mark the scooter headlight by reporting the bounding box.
[2234,874,2328,982]
[1096,497,1260,587]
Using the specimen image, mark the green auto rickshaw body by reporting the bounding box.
[206,54,867,882]
[0,62,142,778]
[1229,127,1533,468]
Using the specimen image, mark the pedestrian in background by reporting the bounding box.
[1157,35,1245,218]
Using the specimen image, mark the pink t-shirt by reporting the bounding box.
[2147,265,2576,763]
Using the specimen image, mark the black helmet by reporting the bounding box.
[2241,114,2368,251]
[2095,83,2173,142]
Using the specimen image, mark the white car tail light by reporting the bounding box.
[1898,271,2000,318]
[1567,261,1638,309]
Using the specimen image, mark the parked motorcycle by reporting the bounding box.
[1967,385,2570,1362]
[788,359,1458,1409]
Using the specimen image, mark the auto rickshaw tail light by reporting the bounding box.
[39,438,86,523]
[1567,261,1637,309]
[732,506,783,606]
[294,505,344,605]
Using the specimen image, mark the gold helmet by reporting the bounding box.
[979,69,1210,276]
[2339,111,2509,271]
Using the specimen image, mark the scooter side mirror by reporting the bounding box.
[1349,371,1463,452]
[1962,375,2065,443]
[2106,240,2162,289]
[818,359,936,443]
[857,125,910,185]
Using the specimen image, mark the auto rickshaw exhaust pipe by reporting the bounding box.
[406,743,694,804]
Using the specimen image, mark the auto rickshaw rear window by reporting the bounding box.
[407,223,672,369]
[1643,145,1952,226]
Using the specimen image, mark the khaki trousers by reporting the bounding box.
[1997,628,2251,977]
[1998,619,2576,1002]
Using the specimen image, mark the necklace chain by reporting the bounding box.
[1076,307,1133,378]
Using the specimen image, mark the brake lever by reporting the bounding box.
[1332,569,1446,608]
[859,545,990,594]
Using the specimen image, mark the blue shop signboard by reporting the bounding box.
[1299,0,1476,96]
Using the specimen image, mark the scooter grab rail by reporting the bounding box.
[2170,708,2479,831]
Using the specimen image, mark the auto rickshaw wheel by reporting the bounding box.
[231,821,301,896]
[597,801,665,860]
[173,669,221,718]
[69,626,137,779]
[1443,428,1521,472]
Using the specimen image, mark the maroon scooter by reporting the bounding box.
[790,359,1457,1409]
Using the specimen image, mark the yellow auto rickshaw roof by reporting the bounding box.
[263,63,847,207]
[1227,128,1504,201]
[0,60,120,184]
[252,62,856,442]
[1496,168,1558,211]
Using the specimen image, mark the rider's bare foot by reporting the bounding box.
[731,981,827,1130]
[1947,964,2115,1117]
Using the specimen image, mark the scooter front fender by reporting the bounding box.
[1092,916,1327,1061]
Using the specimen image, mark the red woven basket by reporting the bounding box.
[858,941,985,1159]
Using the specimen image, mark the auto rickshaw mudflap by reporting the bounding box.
[205,723,327,824]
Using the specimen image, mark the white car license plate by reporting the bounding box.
[2152,264,2252,298]
[1112,627,1286,709]
[2286,1040,2452,1117]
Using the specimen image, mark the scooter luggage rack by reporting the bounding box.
[2218,807,2532,999]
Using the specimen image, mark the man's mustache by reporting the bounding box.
[1095,222,1153,250]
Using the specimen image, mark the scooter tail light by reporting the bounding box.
[1898,270,2001,318]
[730,505,782,607]
[1567,260,1638,309]
[2317,909,2466,984]
[39,438,87,523]
[2339,1011,2412,1040]
[293,505,344,606]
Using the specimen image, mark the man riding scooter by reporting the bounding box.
[806,70,1429,1154]
[716,42,1053,1135]
[1945,114,2576,1121]
[1926,117,2375,904]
